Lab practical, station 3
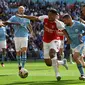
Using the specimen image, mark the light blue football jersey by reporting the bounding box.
[8,15,30,37]
[65,20,85,48]
[82,36,85,46]
[0,26,6,41]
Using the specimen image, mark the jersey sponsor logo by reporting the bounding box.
[75,29,79,33]
[45,23,48,25]
[44,25,55,33]
[52,25,55,29]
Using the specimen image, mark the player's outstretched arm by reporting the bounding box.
[62,29,71,44]
[3,21,20,25]
[80,18,85,24]
[16,14,39,21]
[28,24,35,37]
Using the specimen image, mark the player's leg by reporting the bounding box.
[73,52,85,80]
[69,49,74,64]
[76,44,85,68]
[0,40,7,67]
[59,40,64,59]
[79,45,85,68]
[43,42,52,66]
[57,58,68,70]
[21,37,28,68]
[16,51,21,70]
[49,48,61,80]
[49,40,61,81]
[43,41,60,81]
[14,37,22,70]
[79,56,85,68]
[44,59,52,66]
[57,40,68,69]
[1,48,6,67]
[21,47,27,68]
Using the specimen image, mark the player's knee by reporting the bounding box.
[16,51,21,56]
[44,59,52,66]
[46,64,52,66]
[21,48,27,54]
[45,63,52,66]
[49,49,55,59]
[73,53,80,61]
[22,51,26,55]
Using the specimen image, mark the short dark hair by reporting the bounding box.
[48,8,58,15]
[62,14,71,19]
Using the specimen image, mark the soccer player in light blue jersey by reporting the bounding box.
[0,20,7,67]
[62,14,85,80]
[8,6,33,71]
[0,19,21,67]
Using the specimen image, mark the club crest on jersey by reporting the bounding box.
[52,25,55,29]
[45,23,48,25]
[75,29,79,33]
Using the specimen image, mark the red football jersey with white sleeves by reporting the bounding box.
[57,30,64,40]
[38,15,65,43]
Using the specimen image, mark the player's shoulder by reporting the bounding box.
[11,15,16,18]
[73,20,82,25]
[74,20,85,27]
[56,20,64,24]
[55,20,65,27]
[38,15,48,22]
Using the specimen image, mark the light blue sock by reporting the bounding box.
[39,50,44,59]
[2,53,6,63]
[77,64,84,76]
[16,56,21,66]
[21,53,27,68]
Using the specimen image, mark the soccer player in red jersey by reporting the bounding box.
[17,8,71,81]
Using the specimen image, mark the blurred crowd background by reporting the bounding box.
[0,0,85,61]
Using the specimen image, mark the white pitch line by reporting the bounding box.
[0,73,78,77]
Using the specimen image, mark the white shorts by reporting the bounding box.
[0,40,6,51]
[72,43,85,56]
[14,37,28,51]
[43,40,61,59]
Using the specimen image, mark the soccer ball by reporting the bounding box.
[19,68,28,78]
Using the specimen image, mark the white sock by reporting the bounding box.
[58,60,64,65]
[55,52,64,65]
[51,57,60,77]
[70,54,73,63]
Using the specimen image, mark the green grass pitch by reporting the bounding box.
[0,61,85,85]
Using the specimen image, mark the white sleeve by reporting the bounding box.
[56,20,65,30]
[38,15,48,22]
